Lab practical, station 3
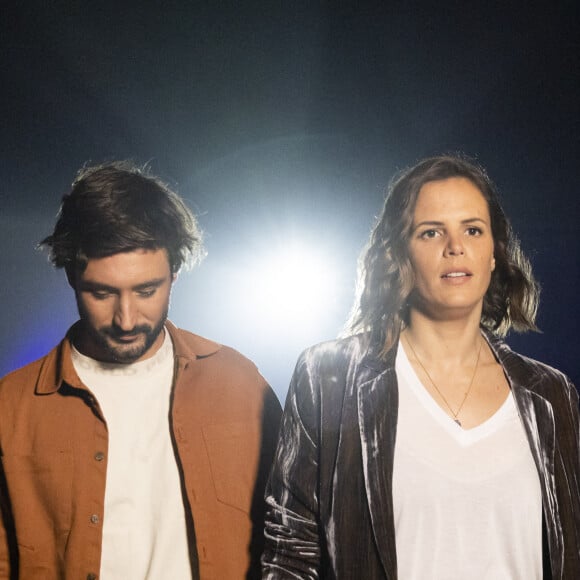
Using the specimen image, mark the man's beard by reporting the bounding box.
[81,309,168,364]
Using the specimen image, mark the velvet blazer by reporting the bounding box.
[262,329,580,579]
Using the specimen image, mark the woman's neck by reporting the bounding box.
[403,308,483,368]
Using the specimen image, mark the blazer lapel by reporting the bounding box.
[486,331,563,578]
[357,352,399,576]
[511,382,562,578]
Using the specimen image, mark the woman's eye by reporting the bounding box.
[466,227,482,236]
[420,229,438,239]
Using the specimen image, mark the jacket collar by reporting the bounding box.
[166,320,221,363]
[358,331,398,379]
[358,326,556,401]
[35,330,82,395]
[34,320,221,395]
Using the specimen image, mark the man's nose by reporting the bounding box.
[113,295,137,331]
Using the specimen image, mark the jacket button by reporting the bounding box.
[94,452,105,462]
[87,574,97,580]
[90,514,100,524]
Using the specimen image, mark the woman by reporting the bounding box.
[262,155,580,579]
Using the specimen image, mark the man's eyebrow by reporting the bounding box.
[78,277,167,292]
[77,281,117,292]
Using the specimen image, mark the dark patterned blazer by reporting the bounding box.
[263,329,580,579]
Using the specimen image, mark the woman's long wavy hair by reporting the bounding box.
[345,154,539,357]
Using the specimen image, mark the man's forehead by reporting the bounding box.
[79,248,172,285]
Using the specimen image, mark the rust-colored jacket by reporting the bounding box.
[0,321,281,579]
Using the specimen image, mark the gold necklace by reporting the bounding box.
[404,334,483,427]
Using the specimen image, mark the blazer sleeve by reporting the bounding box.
[565,378,580,483]
[262,352,322,579]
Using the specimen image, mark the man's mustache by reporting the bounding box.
[101,325,152,339]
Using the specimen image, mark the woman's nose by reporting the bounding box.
[444,233,464,256]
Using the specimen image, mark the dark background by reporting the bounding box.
[2,1,579,401]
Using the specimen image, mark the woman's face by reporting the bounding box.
[407,177,495,321]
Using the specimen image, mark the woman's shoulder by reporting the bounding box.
[486,330,575,396]
[297,333,370,368]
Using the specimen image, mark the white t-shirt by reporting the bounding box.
[72,330,192,579]
[393,341,543,580]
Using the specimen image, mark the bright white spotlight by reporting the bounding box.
[242,242,340,334]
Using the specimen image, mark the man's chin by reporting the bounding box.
[103,337,150,364]
[79,319,167,364]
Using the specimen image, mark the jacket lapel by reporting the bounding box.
[357,349,399,576]
[485,331,562,578]
[485,333,558,513]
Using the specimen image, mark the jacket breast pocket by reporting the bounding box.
[1,452,73,551]
[202,422,260,513]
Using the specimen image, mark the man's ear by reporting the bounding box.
[65,267,77,289]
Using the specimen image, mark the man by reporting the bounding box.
[0,162,282,579]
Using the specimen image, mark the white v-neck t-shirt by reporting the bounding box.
[72,330,192,579]
[392,341,542,580]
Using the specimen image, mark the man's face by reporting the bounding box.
[73,248,175,364]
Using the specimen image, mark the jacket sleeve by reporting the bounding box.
[0,521,8,579]
[0,462,12,579]
[246,385,284,579]
[566,378,580,480]
[262,353,322,579]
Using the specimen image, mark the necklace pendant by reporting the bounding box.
[454,418,462,427]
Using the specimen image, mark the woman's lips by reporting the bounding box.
[441,270,472,282]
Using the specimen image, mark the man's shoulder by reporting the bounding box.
[0,344,60,392]
[168,324,249,360]
[167,323,266,383]
[168,324,282,422]
[168,324,221,357]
